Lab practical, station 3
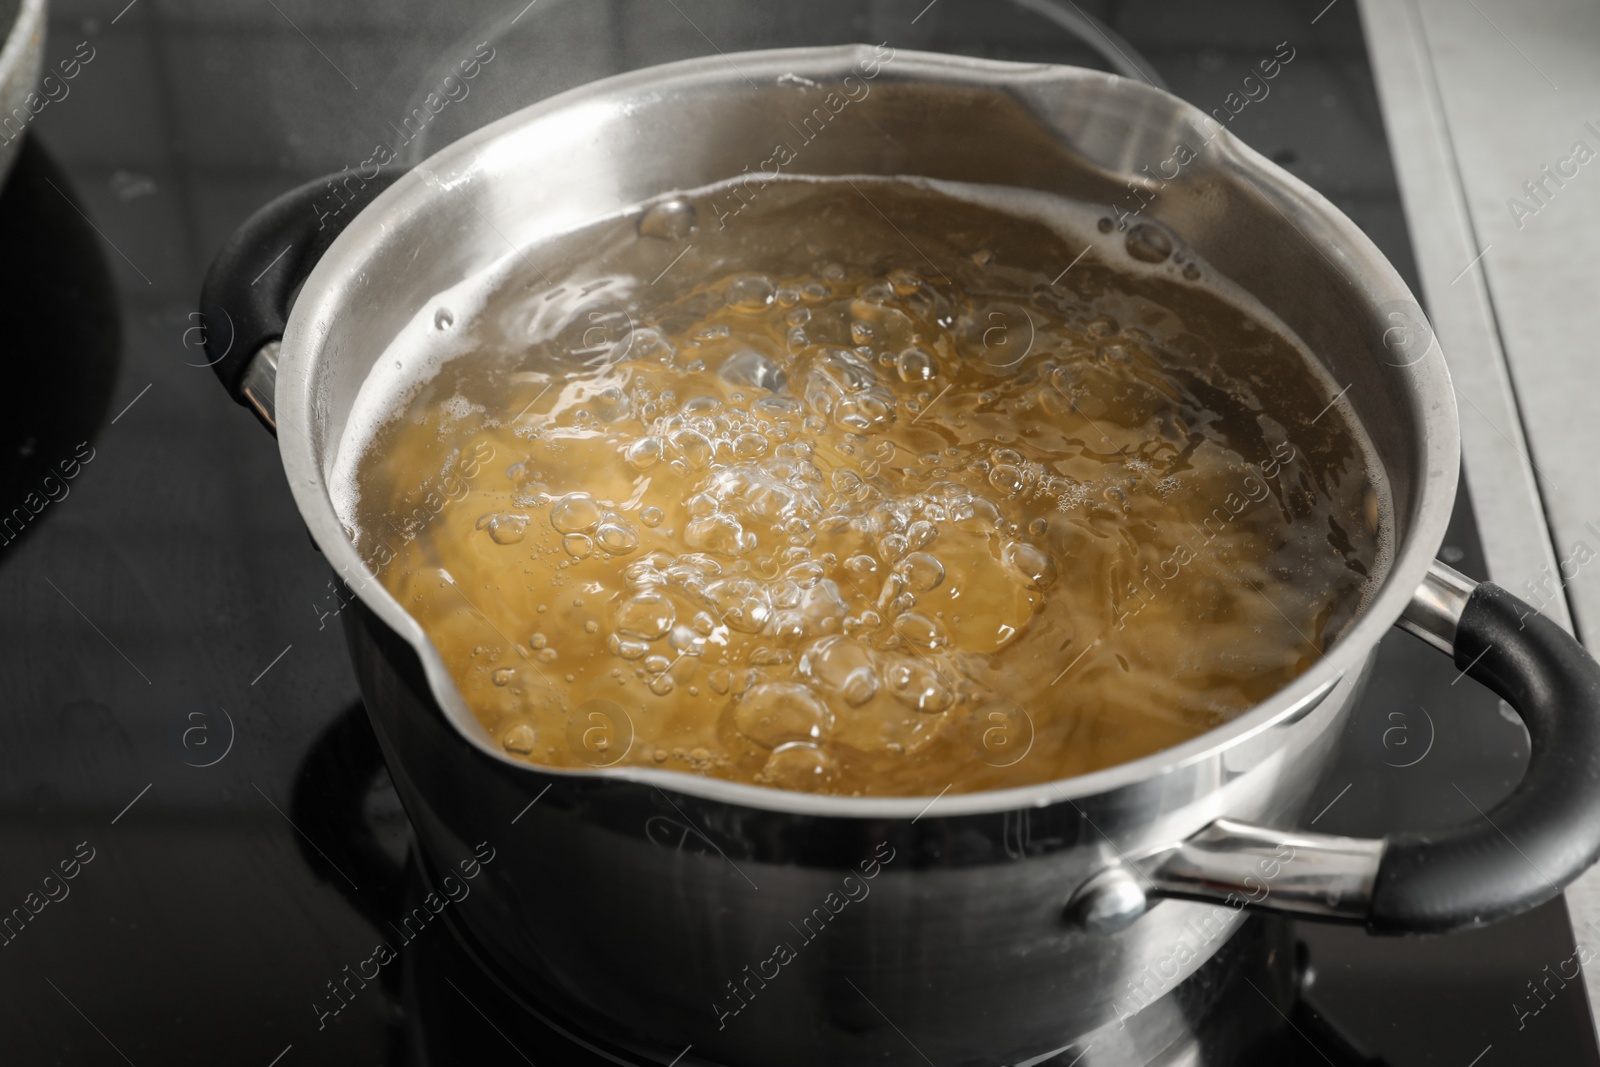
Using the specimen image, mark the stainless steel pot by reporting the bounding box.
[199,46,1600,1067]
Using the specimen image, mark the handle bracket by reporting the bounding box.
[1070,559,1600,936]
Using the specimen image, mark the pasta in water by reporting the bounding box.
[339,177,1386,796]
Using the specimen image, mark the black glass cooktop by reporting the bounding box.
[3,1,1595,1064]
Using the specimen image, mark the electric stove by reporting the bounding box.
[2,1,1595,1063]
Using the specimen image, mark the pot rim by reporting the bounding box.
[276,44,1460,820]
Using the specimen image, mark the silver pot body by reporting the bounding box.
[276,47,1458,1066]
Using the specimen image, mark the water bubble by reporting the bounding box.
[616,592,676,639]
[480,511,529,545]
[641,506,664,528]
[590,386,629,422]
[988,464,1025,496]
[669,429,715,468]
[529,633,548,650]
[760,742,835,791]
[623,326,675,364]
[705,578,772,633]
[626,438,664,471]
[502,723,536,754]
[491,668,516,687]
[637,198,697,240]
[833,391,896,434]
[754,395,802,419]
[434,307,454,330]
[832,469,864,496]
[537,647,558,664]
[800,636,878,707]
[685,514,753,556]
[719,349,788,393]
[878,532,909,562]
[595,518,640,554]
[952,497,1001,532]
[892,612,947,650]
[897,551,945,592]
[669,624,706,656]
[725,274,776,312]
[1125,223,1173,264]
[735,681,832,748]
[733,433,768,459]
[1002,541,1057,590]
[550,493,601,534]
[799,579,848,633]
[608,633,650,660]
[885,658,955,713]
[563,533,594,558]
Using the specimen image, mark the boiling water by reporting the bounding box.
[337,177,1387,797]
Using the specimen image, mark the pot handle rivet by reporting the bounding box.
[1066,866,1149,934]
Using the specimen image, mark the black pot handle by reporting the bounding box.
[198,169,405,429]
[1368,568,1600,932]
[1067,560,1600,936]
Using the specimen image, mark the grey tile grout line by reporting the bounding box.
[110,382,153,424]
[45,977,137,1066]
[263,0,358,90]
[511,783,552,824]
[250,643,294,686]
[443,976,536,1065]
[43,576,152,685]
[252,782,361,891]
[844,977,936,1067]
[111,783,152,825]
[41,177,151,284]
[1309,782,1352,825]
